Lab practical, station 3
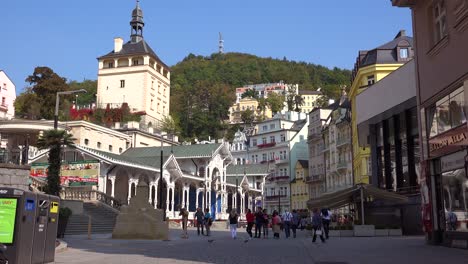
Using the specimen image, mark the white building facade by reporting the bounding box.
[0,70,16,120]
[96,2,170,127]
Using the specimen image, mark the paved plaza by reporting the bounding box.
[55,227,468,264]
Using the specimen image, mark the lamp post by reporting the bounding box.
[54,89,87,129]
[158,132,165,221]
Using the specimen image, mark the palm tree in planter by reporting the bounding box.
[37,129,75,196]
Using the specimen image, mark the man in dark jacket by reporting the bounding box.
[194,207,205,236]
[254,207,264,238]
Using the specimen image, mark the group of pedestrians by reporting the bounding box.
[181,206,332,244]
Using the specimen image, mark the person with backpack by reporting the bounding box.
[229,209,239,239]
[246,209,255,239]
[321,208,332,239]
[291,209,300,238]
[204,208,212,236]
[282,209,293,238]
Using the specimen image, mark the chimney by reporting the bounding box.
[395,30,406,39]
[114,37,124,53]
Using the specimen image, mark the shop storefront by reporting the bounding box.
[423,85,468,248]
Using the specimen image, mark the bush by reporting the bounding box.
[59,207,73,219]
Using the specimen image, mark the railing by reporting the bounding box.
[336,161,349,170]
[61,188,124,210]
[305,175,323,183]
[275,158,288,164]
[267,176,290,182]
[336,138,351,147]
[257,142,276,148]
[265,195,288,201]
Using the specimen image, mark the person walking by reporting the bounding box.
[179,208,189,239]
[282,209,293,238]
[204,208,212,236]
[194,207,205,236]
[311,208,325,243]
[229,209,239,239]
[300,217,307,230]
[291,209,300,238]
[246,209,254,239]
[272,211,281,239]
[262,209,269,238]
[254,207,264,238]
[321,208,332,239]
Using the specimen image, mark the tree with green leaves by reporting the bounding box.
[294,95,305,112]
[285,86,297,111]
[240,109,255,125]
[241,89,258,99]
[69,80,97,107]
[36,130,76,196]
[23,67,70,119]
[267,92,285,114]
[160,115,181,138]
[257,98,268,119]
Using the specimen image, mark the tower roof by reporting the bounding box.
[131,0,144,24]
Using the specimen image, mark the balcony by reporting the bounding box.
[305,175,323,183]
[322,145,330,153]
[307,133,322,141]
[336,161,349,170]
[0,103,8,111]
[257,142,276,149]
[336,138,351,147]
[267,175,290,182]
[265,195,288,201]
[275,158,288,164]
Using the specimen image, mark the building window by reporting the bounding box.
[426,86,466,137]
[262,137,267,144]
[281,134,286,142]
[109,145,113,152]
[263,125,268,131]
[119,147,123,153]
[270,124,275,129]
[97,142,102,149]
[84,139,89,145]
[120,80,125,88]
[151,81,154,90]
[252,139,257,147]
[262,153,267,162]
[367,75,375,86]
[432,0,447,43]
[270,136,275,143]
[132,59,140,66]
[1,97,5,106]
[108,62,114,68]
[400,48,409,59]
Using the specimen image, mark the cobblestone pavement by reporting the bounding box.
[55,227,468,264]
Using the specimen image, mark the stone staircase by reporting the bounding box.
[65,202,118,236]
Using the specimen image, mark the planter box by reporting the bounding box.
[375,229,389,236]
[388,229,403,236]
[340,230,354,237]
[353,225,375,237]
[329,230,340,237]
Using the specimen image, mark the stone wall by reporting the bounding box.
[0,164,30,191]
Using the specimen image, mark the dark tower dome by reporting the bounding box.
[130,0,144,43]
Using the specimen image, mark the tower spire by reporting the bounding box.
[130,0,144,43]
[219,32,224,54]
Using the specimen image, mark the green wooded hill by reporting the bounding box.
[170,52,351,141]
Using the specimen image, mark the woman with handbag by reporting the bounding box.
[311,208,325,243]
[228,209,239,239]
[272,211,282,239]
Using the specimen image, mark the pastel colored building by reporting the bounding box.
[0,70,16,120]
[291,160,309,210]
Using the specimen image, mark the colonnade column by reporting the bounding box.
[196,189,200,209]
[108,176,116,198]
[153,181,158,209]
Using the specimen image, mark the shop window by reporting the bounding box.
[442,167,468,232]
[426,86,466,137]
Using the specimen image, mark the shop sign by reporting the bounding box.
[429,126,468,157]
[440,151,466,172]
[30,160,100,186]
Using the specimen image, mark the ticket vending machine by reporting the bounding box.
[0,187,59,264]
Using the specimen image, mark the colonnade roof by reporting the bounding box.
[122,144,223,159]
[226,164,269,176]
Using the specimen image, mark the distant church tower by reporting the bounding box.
[219,32,224,54]
[96,0,170,126]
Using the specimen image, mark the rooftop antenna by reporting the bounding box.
[219,32,224,54]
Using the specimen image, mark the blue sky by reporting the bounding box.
[1,0,412,93]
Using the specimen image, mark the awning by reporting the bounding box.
[306,184,409,210]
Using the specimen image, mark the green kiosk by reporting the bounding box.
[0,187,59,264]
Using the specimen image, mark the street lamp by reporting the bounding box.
[54,89,87,129]
[158,132,166,221]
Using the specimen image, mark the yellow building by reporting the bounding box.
[291,160,309,210]
[299,90,321,113]
[228,98,273,124]
[350,30,413,184]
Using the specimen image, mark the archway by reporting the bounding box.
[114,168,129,205]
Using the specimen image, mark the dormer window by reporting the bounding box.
[367,75,375,86]
[133,59,140,66]
[399,48,409,59]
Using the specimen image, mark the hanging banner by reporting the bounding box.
[30,160,100,186]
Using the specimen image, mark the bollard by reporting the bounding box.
[87,215,92,240]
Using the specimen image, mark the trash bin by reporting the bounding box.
[0,187,59,264]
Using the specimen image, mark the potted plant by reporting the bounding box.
[57,207,73,238]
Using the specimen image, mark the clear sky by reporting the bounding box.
[1,0,412,93]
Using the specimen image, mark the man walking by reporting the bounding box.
[282,209,293,238]
[254,207,264,238]
[321,208,332,239]
[246,209,255,239]
[194,207,205,236]
[291,209,300,238]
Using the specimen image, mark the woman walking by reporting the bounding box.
[229,209,239,239]
[246,209,254,239]
[272,211,282,239]
[311,208,325,243]
[179,208,189,239]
